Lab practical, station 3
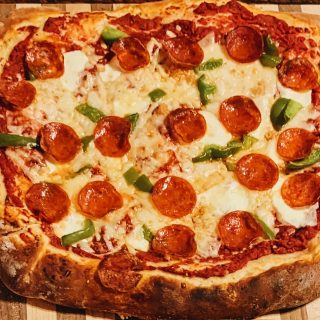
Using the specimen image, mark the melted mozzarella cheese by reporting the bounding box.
[53,211,86,238]
[99,64,121,82]
[199,34,278,114]
[61,51,89,91]
[198,178,250,217]
[126,225,150,252]
[272,179,317,228]
[197,111,232,147]
[255,208,277,234]
[277,80,312,107]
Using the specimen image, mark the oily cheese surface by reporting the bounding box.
[0,1,319,319]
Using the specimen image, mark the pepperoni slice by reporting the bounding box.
[163,36,204,69]
[0,80,35,109]
[219,96,261,136]
[218,211,263,250]
[281,172,320,208]
[151,224,196,259]
[235,153,279,191]
[151,176,196,218]
[25,41,64,80]
[277,128,317,161]
[77,181,123,219]
[111,37,150,71]
[165,108,206,144]
[278,58,318,91]
[312,86,320,110]
[225,26,263,63]
[98,251,143,292]
[94,116,131,157]
[38,122,81,163]
[25,182,70,223]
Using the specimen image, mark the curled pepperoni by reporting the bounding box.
[25,41,64,80]
[281,172,320,208]
[25,182,70,223]
[38,122,81,163]
[77,181,123,219]
[225,26,263,63]
[218,211,263,250]
[152,224,196,259]
[219,96,261,136]
[235,153,279,191]
[163,36,204,69]
[165,108,206,144]
[278,58,318,91]
[152,176,196,218]
[111,37,150,71]
[98,251,143,292]
[277,128,316,161]
[94,116,131,157]
[0,80,35,109]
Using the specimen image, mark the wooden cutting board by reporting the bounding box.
[0,3,320,320]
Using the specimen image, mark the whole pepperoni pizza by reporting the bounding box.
[0,1,319,319]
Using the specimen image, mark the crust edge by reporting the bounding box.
[1,230,320,320]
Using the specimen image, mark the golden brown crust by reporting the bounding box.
[1,229,320,319]
[0,7,63,39]
[0,1,320,319]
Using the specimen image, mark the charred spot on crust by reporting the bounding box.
[42,255,72,283]
[191,287,222,301]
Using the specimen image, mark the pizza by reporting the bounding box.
[0,0,319,319]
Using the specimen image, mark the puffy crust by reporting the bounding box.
[0,228,320,319]
[0,7,63,39]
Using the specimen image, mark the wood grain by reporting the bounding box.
[0,281,27,320]
[56,306,86,320]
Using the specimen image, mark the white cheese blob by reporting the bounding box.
[198,179,250,217]
[277,80,312,107]
[61,50,89,91]
[99,64,121,82]
[198,110,232,147]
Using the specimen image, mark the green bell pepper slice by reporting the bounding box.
[197,74,216,105]
[287,149,320,170]
[193,135,257,163]
[148,89,166,102]
[260,36,282,68]
[192,143,241,163]
[260,53,282,68]
[270,98,303,131]
[125,113,139,130]
[194,58,223,73]
[134,174,153,193]
[61,219,95,246]
[264,35,278,56]
[0,133,37,148]
[124,167,140,185]
[101,27,127,44]
[142,224,154,242]
[76,103,105,123]
[81,135,93,152]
